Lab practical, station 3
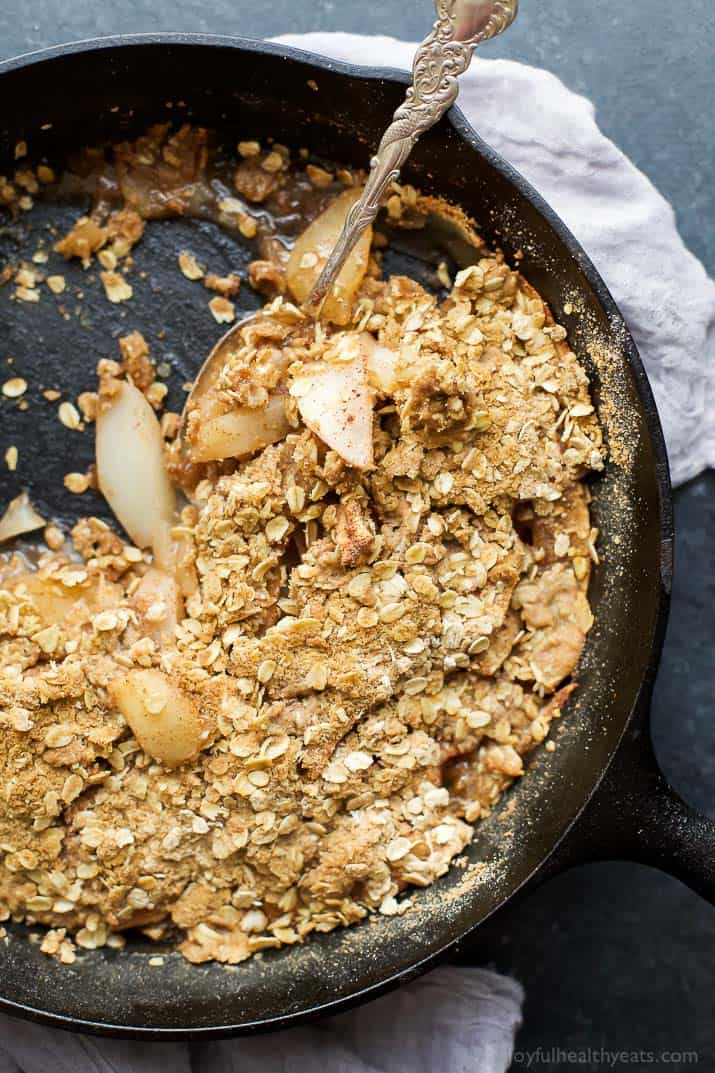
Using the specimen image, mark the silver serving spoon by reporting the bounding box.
[181,0,518,448]
[309,0,519,309]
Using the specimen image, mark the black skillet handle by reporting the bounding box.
[543,718,715,903]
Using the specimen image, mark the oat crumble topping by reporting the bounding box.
[0,125,604,966]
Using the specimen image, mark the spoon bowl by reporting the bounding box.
[180,313,292,465]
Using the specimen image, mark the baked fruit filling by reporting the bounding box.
[0,125,603,964]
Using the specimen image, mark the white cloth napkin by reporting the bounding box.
[3,29,714,1073]
[0,967,523,1073]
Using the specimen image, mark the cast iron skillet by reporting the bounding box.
[0,34,713,1039]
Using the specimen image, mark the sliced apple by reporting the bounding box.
[96,381,176,559]
[286,187,371,325]
[110,668,210,769]
[187,394,289,464]
[290,354,373,469]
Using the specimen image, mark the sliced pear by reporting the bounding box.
[150,519,180,576]
[286,187,371,325]
[365,339,400,394]
[149,520,197,595]
[96,382,176,559]
[12,570,123,635]
[130,567,181,646]
[0,492,45,544]
[110,668,210,769]
[290,354,373,469]
[12,572,88,624]
[188,394,289,464]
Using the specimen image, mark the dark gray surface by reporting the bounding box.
[1,1,713,1069]
[480,476,715,1071]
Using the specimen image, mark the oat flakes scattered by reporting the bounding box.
[208,296,236,323]
[0,124,603,973]
[58,401,81,430]
[178,250,205,281]
[15,286,39,303]
[2,378,27,399]
[46,275,66,294]
[63,472,90,493]
[101,270,133,303]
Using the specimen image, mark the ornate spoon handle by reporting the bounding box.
[309,0,519,310]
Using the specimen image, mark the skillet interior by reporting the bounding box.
[0,37,671,1036]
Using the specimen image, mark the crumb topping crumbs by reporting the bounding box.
[0,124,604,968]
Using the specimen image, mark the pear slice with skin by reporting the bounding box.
[286,187,372,326]
[290,350,374,470]
[96,381,176,564]
[188,393,289,464]
[110,668,212,770]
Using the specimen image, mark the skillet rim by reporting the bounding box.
[0,32,673,1038]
